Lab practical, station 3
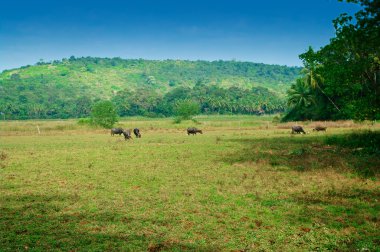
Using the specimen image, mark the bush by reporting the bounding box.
[272,115,281,124]
[77,118,93,125]
[173,117,182,124]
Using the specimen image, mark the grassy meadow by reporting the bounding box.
[0,115,379,251]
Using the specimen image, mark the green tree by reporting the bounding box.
[4,103,16,120]
[293,0,380,120]
[287,79,315,108]
[28,104,45,119]
[75,96,93,117]
[300,48,341,113]
[174,100,200,120]
[91,101,118,128]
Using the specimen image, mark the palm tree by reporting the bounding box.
[302,64,341,112]
[241,101,252,114]
[30,104,45,119]
[287,79,315,108]
[207,97,217,113]
[5,103,16,120]
[208,97,223,114]
[231,101,238,113]
[214,98,224,114]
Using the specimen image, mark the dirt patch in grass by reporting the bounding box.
[0,151,7,169]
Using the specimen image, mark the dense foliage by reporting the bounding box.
[111,84,286,118]
[173,100,200,121]
[284,0,380,121]
[0,58,300,119]
[90,101,118,128]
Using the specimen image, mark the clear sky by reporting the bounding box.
[0,0,361,71]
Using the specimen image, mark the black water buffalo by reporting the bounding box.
[111,128,124,136]
[133,128,141,138]
[313,126,327,132]
[187,127,203,135]
[122,129,132,140]
[291,126,306,134]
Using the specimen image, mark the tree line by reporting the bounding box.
[112,83,285,117]
[0,83,285,120]
[0,58,297,120]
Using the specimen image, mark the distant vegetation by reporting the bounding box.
[0,58,300,119]
[284,0,379,121]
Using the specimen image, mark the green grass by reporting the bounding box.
[0,116,379,251]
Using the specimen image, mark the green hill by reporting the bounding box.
[0,57,301,119]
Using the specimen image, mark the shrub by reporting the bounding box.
[173,117,182,124]
[78,118,93,125]
[272,115,281,124]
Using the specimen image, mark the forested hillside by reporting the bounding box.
[0,57,300,119]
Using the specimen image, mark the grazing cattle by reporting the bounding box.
[122,129,132,140]
[187,127,203,135]
[291,126,306,134]
[133,128,141,138]
[313,126,327,132]
[111,128,124,136]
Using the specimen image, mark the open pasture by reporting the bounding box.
[0,116,379,251]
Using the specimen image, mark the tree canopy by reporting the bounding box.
[91,101,118,128]
[174,100,200,121]
[285,0,380,121]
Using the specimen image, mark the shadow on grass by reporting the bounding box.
[221,134,380,250]
[287,186,380,250]
[0,194,219,251]
[222,134,379,176]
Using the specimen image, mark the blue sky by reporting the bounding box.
[0,0,361,71]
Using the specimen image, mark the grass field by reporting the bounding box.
[0,116,379,251]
